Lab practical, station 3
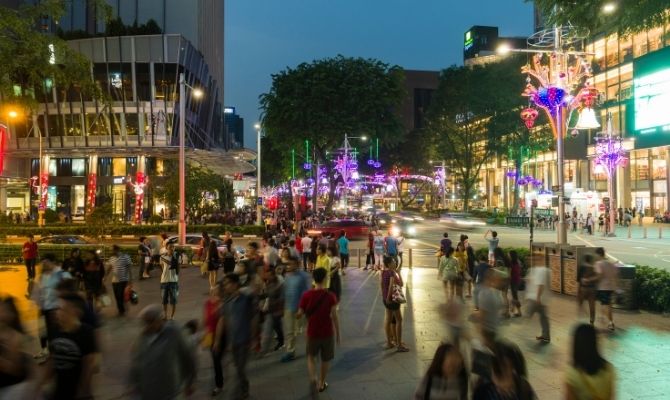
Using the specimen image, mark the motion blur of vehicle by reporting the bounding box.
[390,219,417,238]
[374,212,395,228]
[439,213,486,230]
[36,235,94,245]
[308,219,370,240]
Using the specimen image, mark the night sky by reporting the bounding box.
[224,0,534,149]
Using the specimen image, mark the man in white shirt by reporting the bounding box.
[525,263,551,343]
[301,235,313,271]
[159,244,180,320]
[594,247,618,331]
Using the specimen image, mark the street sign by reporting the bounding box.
[256,197,263,206]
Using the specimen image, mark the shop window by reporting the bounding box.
[606,34,619,67]
[98,157,112,177]
[112,158,126,176]
[653,158,666,180]
[593,39,606,72]
[127,157,137,176]
[57,159,72,176]
[72,159,86,176]
[48,159,57,176]
[619,35,633,63]
[634,32,648,57]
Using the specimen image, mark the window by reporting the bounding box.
[593,39,606,72]
[648,27,663,52]
[98,157,112,177]
[57,159,72,176]
[619,35,633,63]
[72,159,86,176]
[606,34,619,67]
[112,158,126,176]
[126,157,137,176]
[48,159,57,176]
[633,32,648,57]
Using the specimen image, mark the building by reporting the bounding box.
[0,1,254,220]
[463,26,527,67]
[224,107,245,149]
[400,70,440,132]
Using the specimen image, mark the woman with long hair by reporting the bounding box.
[493,247,511,318]
[508,250,523,317]
[565,324,615,400]
[206,241,220,290]
[473,340,535,400]
[453,242,468,300]
[381,256,409,352]
[327,247,342,302]
[438,248,461,302]
[414,342,468,399]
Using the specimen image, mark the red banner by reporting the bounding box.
[86,173,97,215]
[0,124,7,176]
[133,172,147,224]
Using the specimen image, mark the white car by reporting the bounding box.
[439,213,486,230]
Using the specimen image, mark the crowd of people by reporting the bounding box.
[1,218,623,399]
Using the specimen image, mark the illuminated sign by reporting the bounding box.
[464,31,473,51]
[634,67,670,133]
[224,107,235,114]
[110,73,123,89]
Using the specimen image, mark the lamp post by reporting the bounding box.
[499,26,599,245]
[178,73,203,246]
[254,122,262,226]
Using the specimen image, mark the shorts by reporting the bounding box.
[596,290,613,305]
[207,261,219,271]
[161,282,179,305]
[151,255,160,263]
[383,301,400,311]
[340,253,349,265]
[306,336,335,361]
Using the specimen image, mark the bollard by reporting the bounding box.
[628,225,632,239]
[357,248,362,268]
[409,248,413,269]
[643,227,647,239]
[659,227,663,239]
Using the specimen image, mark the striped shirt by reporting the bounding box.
[108,253,132,282]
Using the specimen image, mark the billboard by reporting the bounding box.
[632,46,670,148]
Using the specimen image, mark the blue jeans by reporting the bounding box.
[160,282,179,305]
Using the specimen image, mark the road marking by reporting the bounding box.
[632,246,647,249]
[573,235,622,263]
[363,284,380,334]
[342,268,377,310]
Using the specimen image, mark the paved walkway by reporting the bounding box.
[3,254,670,399]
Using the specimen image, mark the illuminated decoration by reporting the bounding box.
[634,65,670,134]
[516,175,543,187]
[0,124,7,175]
[129,172,147,224]
[374,161,381,168]
[303,162,312,170]
[39,172,49,210]
[86,173,97,215]
[520,107,539,129]
[367,159,375,166]
[30,176,39,195]
[575,107,600,129]
[532,86,565,113]
[505,169,517,178]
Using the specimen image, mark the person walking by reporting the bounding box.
[525,261,551,343]
[483,230,499,265]
[215,273,256,400]
[565,324,615,400]
[594,248,618,331]
[396,232,406,270]
[138,237,152,280]
[471,254,490,311]
[301,234,313,271]
[281,257,310,362]
[382,256,409,352]
[337,230,349,275]
[384,230,399,266]
[222,239,237,275]
[440,233,452,254]
[260,267,284,354]
[327,247,342,302]
[205,241,221,290]
[413,343,468,400]
[81,250,105,309]
[314,244,331,289]
[364,231,374,270]
[477,269,503,347]
[128,304,195,400]
[298,268,340,396]
[34,254,72,362]
[438,247,461,302]
[493,248,511,318]
[159,243,180,320]
[105,245,133,317]
[22,234,38,287]
[472,340,535,399]
[577,254,598,325]
[204,286,224,396]
[453,242,468,300]
[373,231,385,270]
[508,250,523,317]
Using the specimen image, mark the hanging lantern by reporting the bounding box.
[374,161,381,168]
[575,107,600,130]
[303,162,312,170]
[520,107,539,129]
[532,86,566,113]
[367,159,375,166]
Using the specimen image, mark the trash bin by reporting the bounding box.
[614,264,637,310]
[546,244,562,293]
[560,246,583,296]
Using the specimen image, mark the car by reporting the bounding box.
[439,213,486,230]
[390,220,417,238]
[165,235,225,251]
[374,212,396,228]
[36,235,94,245]
[307,219,370,240]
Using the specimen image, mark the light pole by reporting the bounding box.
[429,160,447,209]
[254,122,262,226]
[178,73,203,245]
[499,27,599,245]
[341,133,366,210]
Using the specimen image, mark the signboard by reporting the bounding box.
[256,197,263,206]
[633,46,670,148]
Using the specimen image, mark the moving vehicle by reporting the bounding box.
[390,219,417,238]
[307,219,370,240]
[36,235,94,245]
[439,213,486,230]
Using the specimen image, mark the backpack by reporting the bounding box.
[162,253,180,275]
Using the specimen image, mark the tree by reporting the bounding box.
[0,1,108,110]
[259,55,406,211]
[427,58,525,212]
[153,163,220,216]
[86,203,114,242]
[217,179,235,211]
[532,0,669,36]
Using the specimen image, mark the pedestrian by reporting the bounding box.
[314,244,331,289]
[453,242,468,299]
[81,250,105,309]
[396,232,406,270]
[493,247,511,318]
[105,245,133,317]
[471,254,489,311]
[298,268,341,395]
[301,234,313,271]
[594,248,618,331]
[38,293,97,400]
[205,286,224,396]
[472,340,535,399]
[62,248,84,280]
[214,273,256,399]
[0,297,36,398]
[281,257,310,362]
[222,239,237,275]
[484,230,499,265]
[438,247,461,301]
[577,254,598,325]
[128,304,195,400]
[21,233,38,285]
[565,323,615,400]
[205,240,221,290]
[382,256,409,352]
[159,243,180,320]
[477,269,503,347]
[309,237,318,272]
[327,247,342,302]
[440,232,452,254]
[138,236,152,280]
[508,250,523,317]
[373,231,385,270]
[34,254,72,362]
[413,342,468,400]
[288,239,300,260]
[525,261,551,344]
[260,267,284,354]
[337,230,350,275]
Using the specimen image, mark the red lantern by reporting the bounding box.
[0,124,7,176]
[520,107,539,129]
[86,173,97,215]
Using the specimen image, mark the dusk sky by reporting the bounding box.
[224,0,535,149]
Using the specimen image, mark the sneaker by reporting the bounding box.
[607,322,615,331]
[280,353,296,362]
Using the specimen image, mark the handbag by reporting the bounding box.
[390,274,407,304]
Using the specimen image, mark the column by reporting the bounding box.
[0,186,7,215]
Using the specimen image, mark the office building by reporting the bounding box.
[224,107,245,149]
[463,26,527,67]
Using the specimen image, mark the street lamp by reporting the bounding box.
[254,122,262,226]
[178,73,204,246]
[499,26,598,245]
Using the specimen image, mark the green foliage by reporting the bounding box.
[85,203,114,241]
[532,0,670,36]
[634,265,670,313]
[427,57,526,212]
[217,179,235,211]
[259,55,406,210]
[153,162,221,215]
[147,215,164,225]
[0,223,264,237]
[43,209,59,223]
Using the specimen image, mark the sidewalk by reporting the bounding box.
[6,258,670,399]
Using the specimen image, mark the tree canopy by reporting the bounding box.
[153,163,221,216]
[532,0,670,35]
[259,55,406,210]
[427,57,526,212]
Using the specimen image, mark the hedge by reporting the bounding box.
[0,244,194,265]
[0,223,265,238]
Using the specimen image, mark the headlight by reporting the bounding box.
[391,226,401,236]
[413,216,424,221]
[408,227,417,235]
[379,219,387,224]
[391,219,397,223]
